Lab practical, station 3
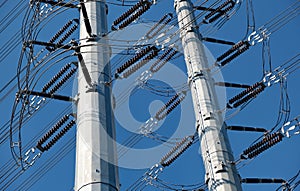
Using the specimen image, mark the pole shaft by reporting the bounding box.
[174,0,242,190]
[74,1,119,191]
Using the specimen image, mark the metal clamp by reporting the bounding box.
[281,117,300,138]
[247,28,270,46]
[23,147,42,169]
[139,117,158,135]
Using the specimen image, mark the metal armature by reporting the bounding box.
[174,0,242,190]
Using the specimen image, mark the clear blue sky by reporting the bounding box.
[0,0,299,191]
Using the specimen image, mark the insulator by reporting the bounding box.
[47,19,78,51]
[217,41,245,62]
[207,1,235,23]
[116,46,154,75]
[113,0,144,26]
[36,115,70,151]
[155,93,186,120]
[243,133,274,155]
[56,24,78,45]
[262,132,277,142]
[228,82,263,104]
[242,178,286,184]
[215,82,250,89]
[43,120,76,151]
[204,0,235,24]
[243,139,265,155]
[48,67,77,94]
[227,125,267,132]
[160,136,190,163]
[42,63,72,92]
[48,20,73,44]
[232,85,265,108]
[158,48,173,61]
[155,93,179,118]
[164,96,185,117]
[220,43,250,66]
[150,49,177,73]
[161,136,194,167]
[145,13,173,39]
[145,13,168,37]
[123,48,158,78]
[243,132,283,159]
[118,2,151,30]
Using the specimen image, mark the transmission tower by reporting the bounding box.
[74,0,119,190]
[175,0,242,190]
[0,1,299,191]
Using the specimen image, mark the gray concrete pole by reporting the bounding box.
[174,0,242,190]
[74,1,119,190]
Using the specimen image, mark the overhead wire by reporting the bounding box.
[0,0,9,9]
[0,2,77,105]
[1,0,298,190]
[0,0,27,34]
[4,1,79,159]
[106,0,240,110]
[117,1,248,188]
[0,105,72,190]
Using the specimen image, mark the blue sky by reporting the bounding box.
[0,0,299,191]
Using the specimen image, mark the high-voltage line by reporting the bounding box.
[1,0,299,191]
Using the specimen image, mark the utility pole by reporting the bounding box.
[74,1,119,191]
[174,0,242,190]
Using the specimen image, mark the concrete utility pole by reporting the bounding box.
[74,1,119,190]
[174,0,242,190]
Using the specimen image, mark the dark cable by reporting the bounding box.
[80,2,93,37]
